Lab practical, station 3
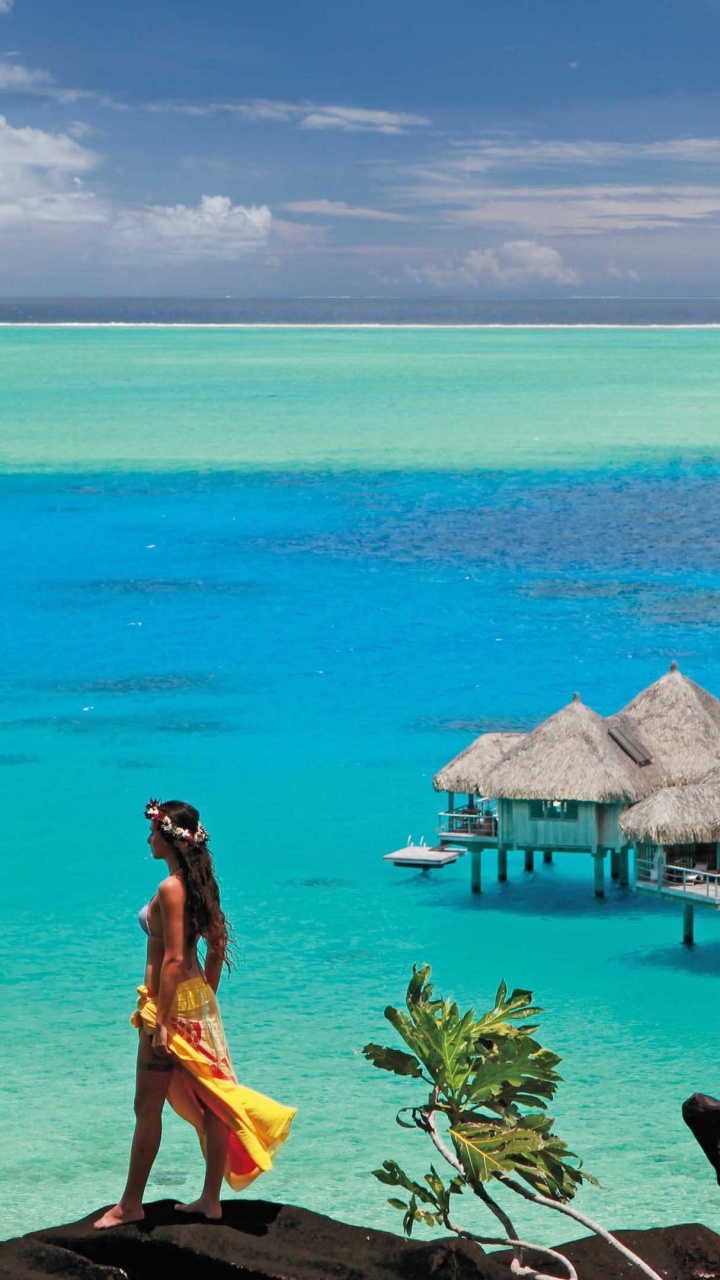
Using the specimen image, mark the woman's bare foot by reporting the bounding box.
[174,1198,222,1220]
[94,1202,145,1230]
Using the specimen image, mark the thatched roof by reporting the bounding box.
[609,662,720,789]
[481,694,646,803]
[431,664,720,812]
[433,732,525,794]
[620,766,720,844]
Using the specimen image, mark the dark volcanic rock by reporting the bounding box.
[21,1200,505,1280]
[683,1092,720,1183]
[5,1202,720,1280]
[494,1222,720,1279]
[0,1237,126,1280]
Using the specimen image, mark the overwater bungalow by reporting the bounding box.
[432,662,720,941]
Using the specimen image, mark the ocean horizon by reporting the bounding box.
[7,296,720,326]
[5,311,720,1247]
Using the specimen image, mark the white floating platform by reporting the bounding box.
[384,844,467,868]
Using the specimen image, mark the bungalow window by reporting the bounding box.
[529,800,579,821]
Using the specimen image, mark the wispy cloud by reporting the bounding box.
[0,62,59,94]
[299,106,428,134]
[420,182,720,234]
[0,59,124,106]
[406,239,580,289]
[389,133,720,237]
[0,0,14,14]
[444,136,720,172]
[148,97,429,134]
[282,198,412,221]
[272,217,328,245]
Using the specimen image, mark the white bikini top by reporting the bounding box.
[138,902,153,937]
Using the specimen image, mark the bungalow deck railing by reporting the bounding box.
[439,804,498,838]
[636,850,720,900]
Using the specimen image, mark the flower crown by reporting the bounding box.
[145,799,209,847]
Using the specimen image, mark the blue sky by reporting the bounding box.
[3,0,720,295]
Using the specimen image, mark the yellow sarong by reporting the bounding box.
[131,977,296,1190]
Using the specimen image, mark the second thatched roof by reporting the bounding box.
[619,766,720,844]
[609,662,720,789]
[481,694,647,804]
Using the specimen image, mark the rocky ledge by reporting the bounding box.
[2,1200,720,1280]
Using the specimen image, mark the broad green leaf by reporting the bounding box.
[362,1043,424,1078]
[451,1122,538,1183]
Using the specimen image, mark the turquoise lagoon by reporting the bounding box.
[3,324,720,1243]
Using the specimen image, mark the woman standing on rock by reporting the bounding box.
[95,799,296,1230]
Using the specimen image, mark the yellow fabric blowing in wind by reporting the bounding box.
[131,977,296,1190]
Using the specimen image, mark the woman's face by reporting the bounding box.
[147,823,167,859]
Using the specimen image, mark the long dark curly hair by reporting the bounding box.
[155,799,234,971]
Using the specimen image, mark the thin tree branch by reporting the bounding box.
[424,1094,548,1276]
[423,1095,520,1240]
[498,1175,664,1280]
[444,1219,578,1280]
[507,1243,578,1280]
[423,1091,466,1177]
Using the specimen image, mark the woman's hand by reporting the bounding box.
[152,1023,171,1059]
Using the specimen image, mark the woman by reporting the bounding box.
[95,799,296,1230]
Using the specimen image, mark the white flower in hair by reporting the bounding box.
[144,798,210,847]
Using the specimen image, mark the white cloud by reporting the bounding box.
[0,63,54,91]
[0,114,103,227]
[282,198,411,221]
[408,239,580,288]
[0,118,273,267]
[112,194,272,261]
[300,106,428,134]
[0,0,14,13]
[149,97,429,134]
[0,113,99,172]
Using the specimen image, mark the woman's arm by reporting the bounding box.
[154,877,186,1037]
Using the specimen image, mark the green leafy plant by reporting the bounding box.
[364,965,662,1280]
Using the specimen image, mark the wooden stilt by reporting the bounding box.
[618,848,629,887]
[593,850,606,898]
[610,850,620,880]
[543,850,553,864]
[657,845,665,895]
[524,849,534,872]
[497,848,508,882]
[471,849,482,895]
[683,903,695,947]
